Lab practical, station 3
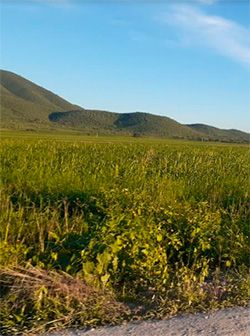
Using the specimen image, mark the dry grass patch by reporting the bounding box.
[0,266,130,335]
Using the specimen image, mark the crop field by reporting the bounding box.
[0,133,249,335]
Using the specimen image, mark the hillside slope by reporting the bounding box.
[49,109,118,132]
[0,70,201,139]
[0,69,249,142]
[49,110,202,139]
[0,70,77,127]
[114,112,201,139]
[187,124,250,143]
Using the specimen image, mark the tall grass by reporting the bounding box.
[0,138,249,334]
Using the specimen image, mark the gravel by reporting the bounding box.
[45,306,250,336]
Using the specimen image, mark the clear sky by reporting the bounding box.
[1,0,250,132]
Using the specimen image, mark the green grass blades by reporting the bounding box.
[0,135,249,334]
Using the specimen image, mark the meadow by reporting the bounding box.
[0,132,249,335]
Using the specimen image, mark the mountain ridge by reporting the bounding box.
[1,69,249,143]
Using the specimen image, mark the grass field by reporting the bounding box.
[0,131,249,335]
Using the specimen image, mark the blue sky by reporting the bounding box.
[1,0,250,132]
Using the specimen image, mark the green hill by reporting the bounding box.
[114,112,201,139]
[49,109,118,133]
[49,110,202,139]
[187,124,250,143]
[1,69,249,143]
[0,70,77,128]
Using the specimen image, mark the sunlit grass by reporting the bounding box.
[0,132,249,334]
